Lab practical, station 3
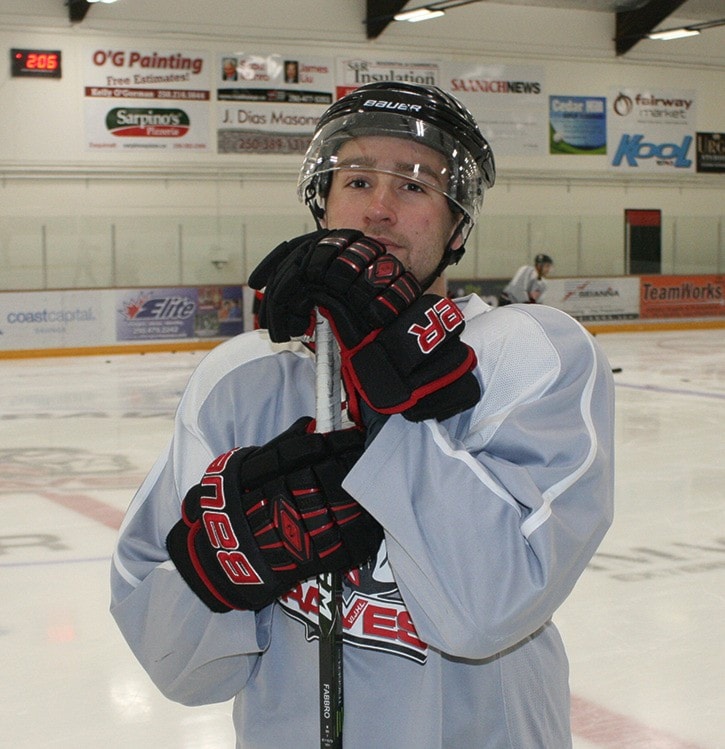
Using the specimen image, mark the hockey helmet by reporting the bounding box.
[534,253,554,266]
[297,81,495,268]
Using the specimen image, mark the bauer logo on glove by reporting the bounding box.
[166,417,384,613]
[407,297,465,354]
[332,294,480,423]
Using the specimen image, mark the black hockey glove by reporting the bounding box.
[337,294,481,423]
[248,229,422,344]
[248,229,330,341]
[166,417,383,613]
[249,230,480,422]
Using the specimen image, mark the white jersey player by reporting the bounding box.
[111,83,614,748]
[499,253,554,305]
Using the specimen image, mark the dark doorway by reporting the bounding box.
[625,209,661,274]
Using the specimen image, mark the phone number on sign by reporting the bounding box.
[218,131,311,154]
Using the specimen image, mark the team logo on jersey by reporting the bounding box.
[278,542,429,664]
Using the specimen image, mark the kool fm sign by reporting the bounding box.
[640,275,725,318]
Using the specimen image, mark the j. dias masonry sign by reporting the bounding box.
[217,51,333,155]
[84,46,211,151]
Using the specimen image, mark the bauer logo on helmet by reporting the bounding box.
[362,99,423,112]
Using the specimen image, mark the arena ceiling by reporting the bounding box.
[364,0,725,53]
[64,0,725,56]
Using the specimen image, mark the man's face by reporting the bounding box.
[537,262,553,277]
[322,136,460,288]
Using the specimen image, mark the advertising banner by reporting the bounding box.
[217,51,333,155]
[543,277,640,321]
[84,47,211,152]
[447,278,507,308]
[549,95,606,155]
[116,286,243,340]
[0,291,108,351]
[116,287,197,340]
[639,275,724,318]
[335,58,440,99]
[0,287,244,353]
[696,132,725,174]
[608,87,696,173]
[440,62,546,156]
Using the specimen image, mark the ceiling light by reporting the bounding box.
[87,0,120,4]
[647,28,700,41]
[394,8,445,23]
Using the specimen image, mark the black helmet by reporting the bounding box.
[298,81,495,268]
[535,254,553,265]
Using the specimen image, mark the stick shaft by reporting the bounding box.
[315,310,344,749]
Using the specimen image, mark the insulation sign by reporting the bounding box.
[84,47,211,152]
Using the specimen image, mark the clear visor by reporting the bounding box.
[297,111,485,224]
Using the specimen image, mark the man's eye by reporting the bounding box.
[347,177,369,188]
[403,181,425,193]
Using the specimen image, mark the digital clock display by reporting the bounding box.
[11,48,62,78]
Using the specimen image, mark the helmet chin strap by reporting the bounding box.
[417,213,469,292]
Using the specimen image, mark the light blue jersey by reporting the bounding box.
[111,295,614,748]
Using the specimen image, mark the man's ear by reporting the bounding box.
[449,231,464,251]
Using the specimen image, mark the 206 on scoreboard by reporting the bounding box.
[11,49,62,78]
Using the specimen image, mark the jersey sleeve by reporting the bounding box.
[110,332,315,705]
[343,302,614,659]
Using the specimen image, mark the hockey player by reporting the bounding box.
[110,82,614,748]
[498,253,554,305]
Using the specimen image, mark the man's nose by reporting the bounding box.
[363,184,397,223]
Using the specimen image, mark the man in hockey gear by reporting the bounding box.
[166,417,383,612]
[111,83,614,749]
[498,253,554,305]
[298,81,495,289]
[250,83,494,424]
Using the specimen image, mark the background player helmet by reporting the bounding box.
[535,253,554,265]
[297,81,495,268]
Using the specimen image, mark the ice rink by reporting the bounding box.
[0,327,722,749]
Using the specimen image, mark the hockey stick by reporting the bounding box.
[315,309,344,749]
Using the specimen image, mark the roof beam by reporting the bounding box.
[67,0,92,24]
[366,0,409,39]
[615,0,688,55]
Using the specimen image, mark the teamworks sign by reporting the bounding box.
[608,88,696,173]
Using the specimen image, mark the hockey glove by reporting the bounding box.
[249,230,480,422]
[248,229,422,345]
[337,294,481,423]
[166,417,383,613]
[248,229,330,341]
